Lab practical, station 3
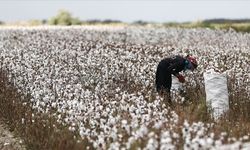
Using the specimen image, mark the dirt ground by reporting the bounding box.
[0,122,26,150]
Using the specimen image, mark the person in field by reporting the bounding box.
[155,55,198,102]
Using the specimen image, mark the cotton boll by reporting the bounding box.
[172,132,179,139]
[197,138,207,148]
[121,120,127,125]
[206,137,214,146]
[69,126,76,132]
[108,142,120,150]
[153,121,163,129]
[215,140,222,146]
[161,131,172,145]
[109,118,116,126]
[243,135,249,141]
[126,137,135,149]
[197,130,205,138]
[145,138,158,150]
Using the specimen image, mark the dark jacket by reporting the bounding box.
[155,55,186,92]
[157,55,186,76]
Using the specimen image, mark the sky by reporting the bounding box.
[0,0,250,23]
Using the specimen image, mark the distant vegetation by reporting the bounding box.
[48,9,81,25]
[1,10,250,33]
[163,21,250,33]
[83,19,122,25]
[203,18,250,24]
[162,19,250,33]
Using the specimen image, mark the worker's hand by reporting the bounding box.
[177,74,185,83]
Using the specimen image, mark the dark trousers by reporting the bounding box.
[156,69,172,93]
[155,66,172,104]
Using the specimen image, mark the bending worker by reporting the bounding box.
[155,55,198,101]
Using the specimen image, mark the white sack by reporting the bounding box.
[171,75,183,91]
[204,71,229,119]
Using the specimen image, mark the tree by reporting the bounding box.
[48,10,81,25]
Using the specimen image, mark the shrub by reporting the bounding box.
[48,9,81,25]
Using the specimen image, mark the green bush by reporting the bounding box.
[48,10,81,25]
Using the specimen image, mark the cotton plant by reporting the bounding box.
[0,26,249,149]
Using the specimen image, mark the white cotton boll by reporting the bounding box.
[148,132,155,138]
[184,134,192,144]
[90,79,94,84]
[145,80,150,86]
[129,105,136,113]
[121,104,128,111]
[182,127,189,136]
[72,99,79,107]
[93,142,98,149]
[108,142,120,150]
[181,97,185,103]
[197,130,204,137]
[215,140,222,146]
[217,141,242,150]
[206,137,214,146]
[109,118,116,125]
[79,103,86,111]
[162,144,176,150]
[171,112,179,124]
[69,126,76,132]
[106,107,110,113]
[243,135,249,141]
[154,121,163,129]
[145,138,158,150]
[39,101,45,107]
[221,132,227,137]
[137,125,148,138]
[183,120,189,128]
[191,142,200,150]
[126,137,135,149]
[161,131,170,138]
[172,132,179,139]
[123,125,131,134]
[95,112,100,119]
[210,132,215,138]
[214,62,219,68]
[135,109,140,114]
[97,136,106,149]
[161,137,172,144]
[51,102,57,108]
[121,120,127,125]
[115,87,120,93]
[102,111,108,118]
[198,138,207,148]
[110,132,118,141]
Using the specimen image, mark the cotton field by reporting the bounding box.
[0,26,249,149]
